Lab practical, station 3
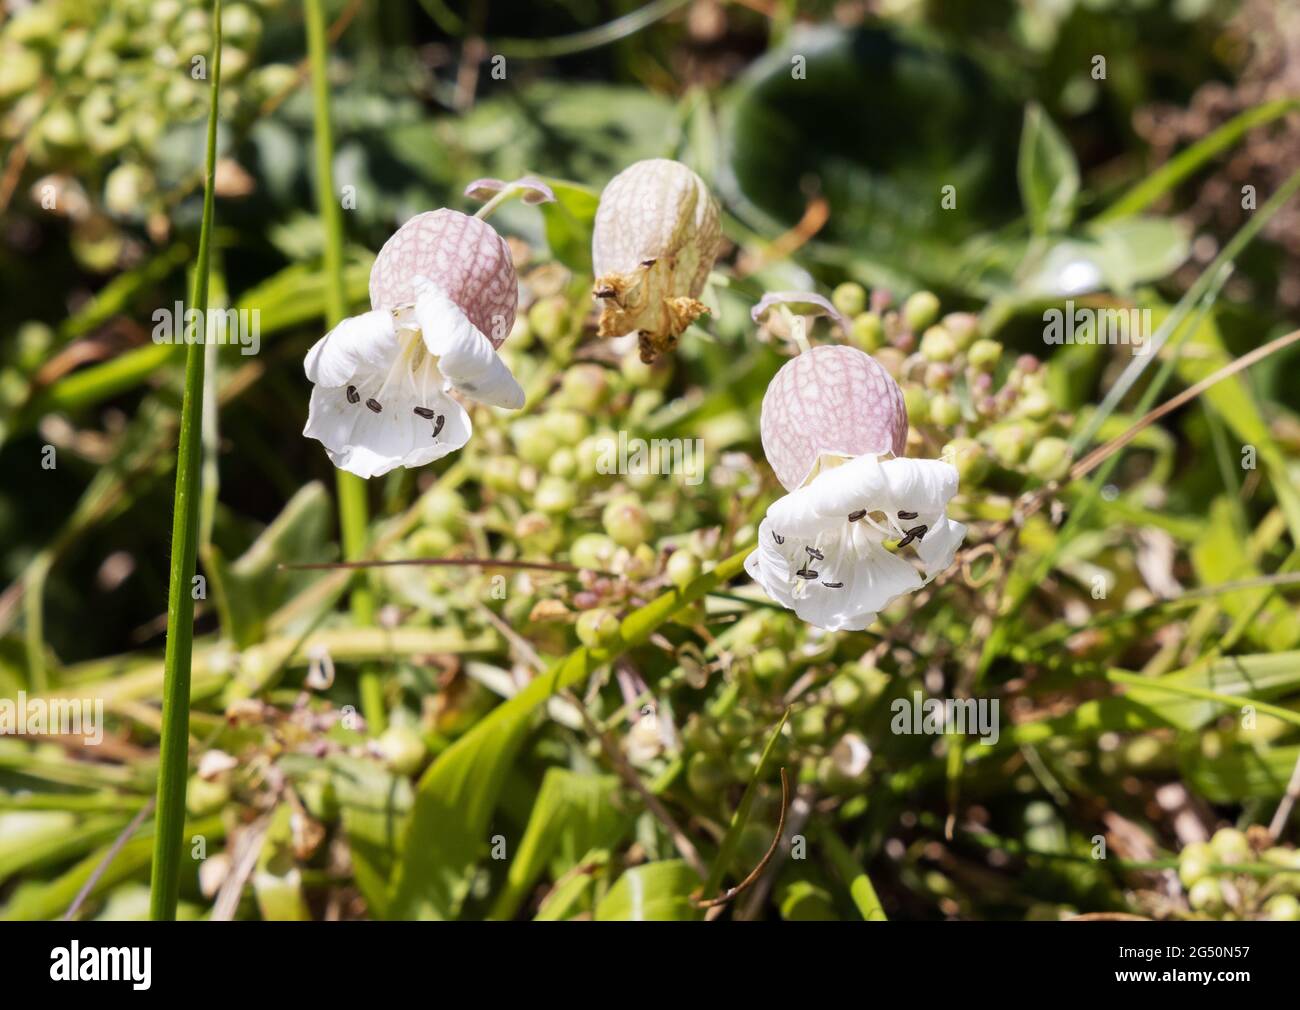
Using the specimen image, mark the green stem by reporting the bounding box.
[821,829,888,921]
[149,0,223,922]
[304,0,385,732]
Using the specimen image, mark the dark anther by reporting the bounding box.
[805,546,824,560]
[346,385,360,404]
[413,406,436,419]
[896,525,928,548]
[848,509,866,522]
[795,567,819,580]
[595,287,616,299]
[772,531,785,545]
[897,510,918,520]
[365,398,382,413]
[432,414,445,438]
[822,582,844,589]
[640,258,658,268]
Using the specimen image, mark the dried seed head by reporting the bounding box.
[591,158,721,363]
[369,208,518,348]
[760,344,908,491]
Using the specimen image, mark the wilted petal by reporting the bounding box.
[750,290,852,338]
[463,176,556,205]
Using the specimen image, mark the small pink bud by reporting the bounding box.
[592,158,721,363]
[369,208,518,348]
[760,344,908,492]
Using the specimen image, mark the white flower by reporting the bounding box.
[303,209,524,479]
[745,339,966,631]
[745,453,966,631]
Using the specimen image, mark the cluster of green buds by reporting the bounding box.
[2,1,281,267]
[1175,828,1300,920]
[830,282,1072,489]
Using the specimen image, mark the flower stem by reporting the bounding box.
[149,0,223,922]
[304,0,385,731]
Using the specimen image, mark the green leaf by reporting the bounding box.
[1018,102,1079,234]
[1182,744,1300,803]
[595,860,702,921]
[538,178,600,273]
[490,768,626,920]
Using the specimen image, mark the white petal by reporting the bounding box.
[304,385,471,479]
[746,453,966,631]
[414,288,525,409]
[304,310,399,388]
[915,514,967,579]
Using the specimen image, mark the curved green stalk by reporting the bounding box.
[149,0,223,922]
[304,0,384,732]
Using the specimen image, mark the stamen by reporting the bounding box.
[896,525,928,548]
[432,414,445,438]
[413,406,436,419]
[366,398,383,413]
[805,546,824,561]
[795,567,819,580]
[346,385,360,404]
[821,582,843,589]
[847,509,866,522]
[772,531,785,545]
[897,510,918,520]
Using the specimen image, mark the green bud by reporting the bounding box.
[902,384,929,425]
[850,311,885,352]
[928,393,961,428]
[534,475,577,514]
[902,290,941,333]
[752,647,786,681]
[570,532,617,571]
[541,408,590,447]
[919,325,958,363]
[1264,894,1300,921]
[666,548,700,591]
[515,511,561,553]
[1019,389,1054,421]
[1210,827,1252,866]
[575,608,621,648]
[791,704,828,745]
[510,418,557,467]
[377,726,427,775]
[967,338,1003,372]
[602,495,652,548]
[831,281,867,318]
[942,438,987,484]
[988,424,1029,467]
[942,312,979,350]
[829,673,864,711]
[1025,436,1071,481]
[0,45,43,102]
[1187,877,1225,914]
[16,323,54,373]
[104,163,155,218]
[559,363,610,412]
[481,456,521,493]
[548,447,577,479]
[186,774,230,817]
[418,487,465,528]
[1178,841,1213,888]
[528,295,569,344]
